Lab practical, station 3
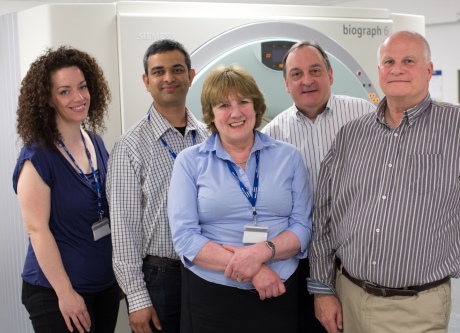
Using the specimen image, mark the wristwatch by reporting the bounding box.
[265,240,276,260]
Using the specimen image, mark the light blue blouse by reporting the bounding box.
[168,131,312,289]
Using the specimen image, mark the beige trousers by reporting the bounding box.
[336,268,451,333]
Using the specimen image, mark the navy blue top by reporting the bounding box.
[12,132,115,293]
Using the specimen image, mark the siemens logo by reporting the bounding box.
[138,32,175,40]
[343,25,390,38]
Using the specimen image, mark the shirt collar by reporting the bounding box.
[376,94,432,127]
[324,94,334,114]
[199,131,276,161]
[292,94,333,122]
[147,104,202,140]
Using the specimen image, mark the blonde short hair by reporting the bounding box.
[201,65,266,134]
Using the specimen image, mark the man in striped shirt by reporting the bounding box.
[262,41,375,332]
[309,31,460,333]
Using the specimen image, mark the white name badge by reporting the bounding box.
[243,225,269,244]
[92,217,111,241]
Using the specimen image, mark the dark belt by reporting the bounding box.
[336,259,449,297]
[143,255,181,267]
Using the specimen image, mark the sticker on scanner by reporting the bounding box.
[243,225,268,244]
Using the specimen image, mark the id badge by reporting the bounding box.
[242,225,269,244]
[92,217,111,241]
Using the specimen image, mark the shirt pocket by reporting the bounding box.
[409,153,442,194]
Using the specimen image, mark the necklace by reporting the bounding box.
[234,159,248,164]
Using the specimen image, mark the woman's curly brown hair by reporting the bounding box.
[16,45,111,147]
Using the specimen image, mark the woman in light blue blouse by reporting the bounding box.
[168,65,312,333]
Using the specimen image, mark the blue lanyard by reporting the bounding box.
[147,107,197,159]
[160,131,196,159]
[58,133,104,219]
[226,150,260,225]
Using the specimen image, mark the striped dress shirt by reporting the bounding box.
[106,105,208,312]
[261,94,376,198]
[309,94,460,292]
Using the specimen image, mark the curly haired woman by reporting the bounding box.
[12,46,119,333]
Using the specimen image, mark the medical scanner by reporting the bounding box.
[3,1,424,148]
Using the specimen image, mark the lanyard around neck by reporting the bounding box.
[226,150,260,225]
[58,132,104,219]
[160,131,196,159]
[147,107,197,159]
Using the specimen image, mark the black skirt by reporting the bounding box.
[180,264,299,333]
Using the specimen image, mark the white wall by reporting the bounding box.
[426,22,460,104]
[0,12,33,333]
[0,1,43,15]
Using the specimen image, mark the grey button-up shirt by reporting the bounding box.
[310,94,460,290]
